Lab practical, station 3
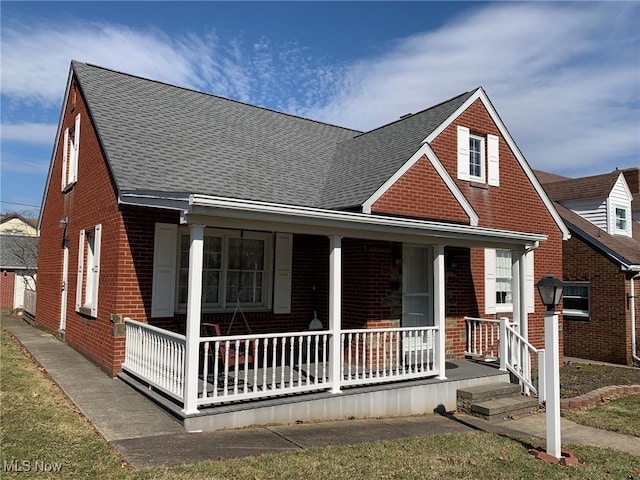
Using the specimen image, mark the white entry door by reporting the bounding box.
[402,245,433,362]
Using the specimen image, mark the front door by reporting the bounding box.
[402,245,433,361]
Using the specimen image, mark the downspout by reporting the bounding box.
[631,272,640,364]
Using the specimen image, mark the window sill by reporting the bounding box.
[77,306,96,318]
[563,311,590,321]
[62,181,77,194]
[469,181,488,190]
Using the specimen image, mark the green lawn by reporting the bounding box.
[562,395,640,437]
[2,330,639,479]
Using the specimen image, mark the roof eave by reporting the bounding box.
[564,220,638,271]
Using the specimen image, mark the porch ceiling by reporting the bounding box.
[119,192,546,250]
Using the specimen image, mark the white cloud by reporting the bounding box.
[309,3,639,175]
[1,2,637,178]
[1,123,57,145]
[0,155,50,175]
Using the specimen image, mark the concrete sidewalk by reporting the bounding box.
[3,314,639,469]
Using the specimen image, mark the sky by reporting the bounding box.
[1,1,639,216]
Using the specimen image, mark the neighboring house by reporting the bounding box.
[538,168,640,366]
[0,214,38,310]
[37,61,568,429]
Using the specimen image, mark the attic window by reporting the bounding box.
[615,206,628,233]
[457,126,499,186]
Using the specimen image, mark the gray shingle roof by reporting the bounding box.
[319,91,475,209]
[73,61,474,210]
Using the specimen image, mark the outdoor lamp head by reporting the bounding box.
[536,274,563,311]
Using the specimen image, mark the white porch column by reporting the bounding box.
[182,224,204,415]
[433,245,446,380]
[512,248,529,393]
[328,236,342,394]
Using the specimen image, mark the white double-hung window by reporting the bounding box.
[562,283,590,319]
[151,225,293,317]
[62,114,80,190]
[485,248,534,314]
[457,126,499,186]
[176,229,272,311]
[614,206,629,234]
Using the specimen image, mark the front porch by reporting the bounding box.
[119,320,509,431]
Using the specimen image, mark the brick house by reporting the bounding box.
[538,168,640,365]
[37,61,568,429]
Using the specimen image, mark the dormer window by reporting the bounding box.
[615,206,628,233]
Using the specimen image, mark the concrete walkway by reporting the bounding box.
[3,314,639,469]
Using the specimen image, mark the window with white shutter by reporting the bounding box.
[485,248,534,314]
[76,224,101,317]
[61,113,80,190]
[456,126,499,186]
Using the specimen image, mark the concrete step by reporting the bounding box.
[471,395,540,420]
[457,382,521,402]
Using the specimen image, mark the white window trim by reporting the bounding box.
[613,204,629,235]
[75,224,101,317]
[457,126,499,185]
[61,113,80,191]
[495,249,512,313]
[176,228,273,313]
[468,134,486,183]
[485,248,534,315]
[562,282,590,318]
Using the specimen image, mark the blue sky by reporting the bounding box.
[1,1,639,216]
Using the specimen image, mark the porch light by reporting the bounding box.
[536,275,563,311]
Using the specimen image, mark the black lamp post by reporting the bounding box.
[536,274,563,311]
[536,274,563,459]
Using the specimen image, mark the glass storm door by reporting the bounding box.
[402,245,433,362]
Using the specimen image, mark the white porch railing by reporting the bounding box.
[341,326,439,386]
[465,317,502,359]
[198,331,332,405]
[501,319,545,401]
[465,316,544,401]
[123,321,442,409]
[123,319,186,401]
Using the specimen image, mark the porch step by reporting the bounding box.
[471,396,539,420]
[456,382,539,421]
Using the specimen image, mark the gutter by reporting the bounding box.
[119,191,547,248]
[188,194,547,246]
[632,272,640,365]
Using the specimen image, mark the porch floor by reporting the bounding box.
[119,359,510,432]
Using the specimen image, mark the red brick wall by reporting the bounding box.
[372,156,470,223]
[0,271,15,308]
[563,234,635,365]
[429,99,563,355]
[37,77,126,376]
